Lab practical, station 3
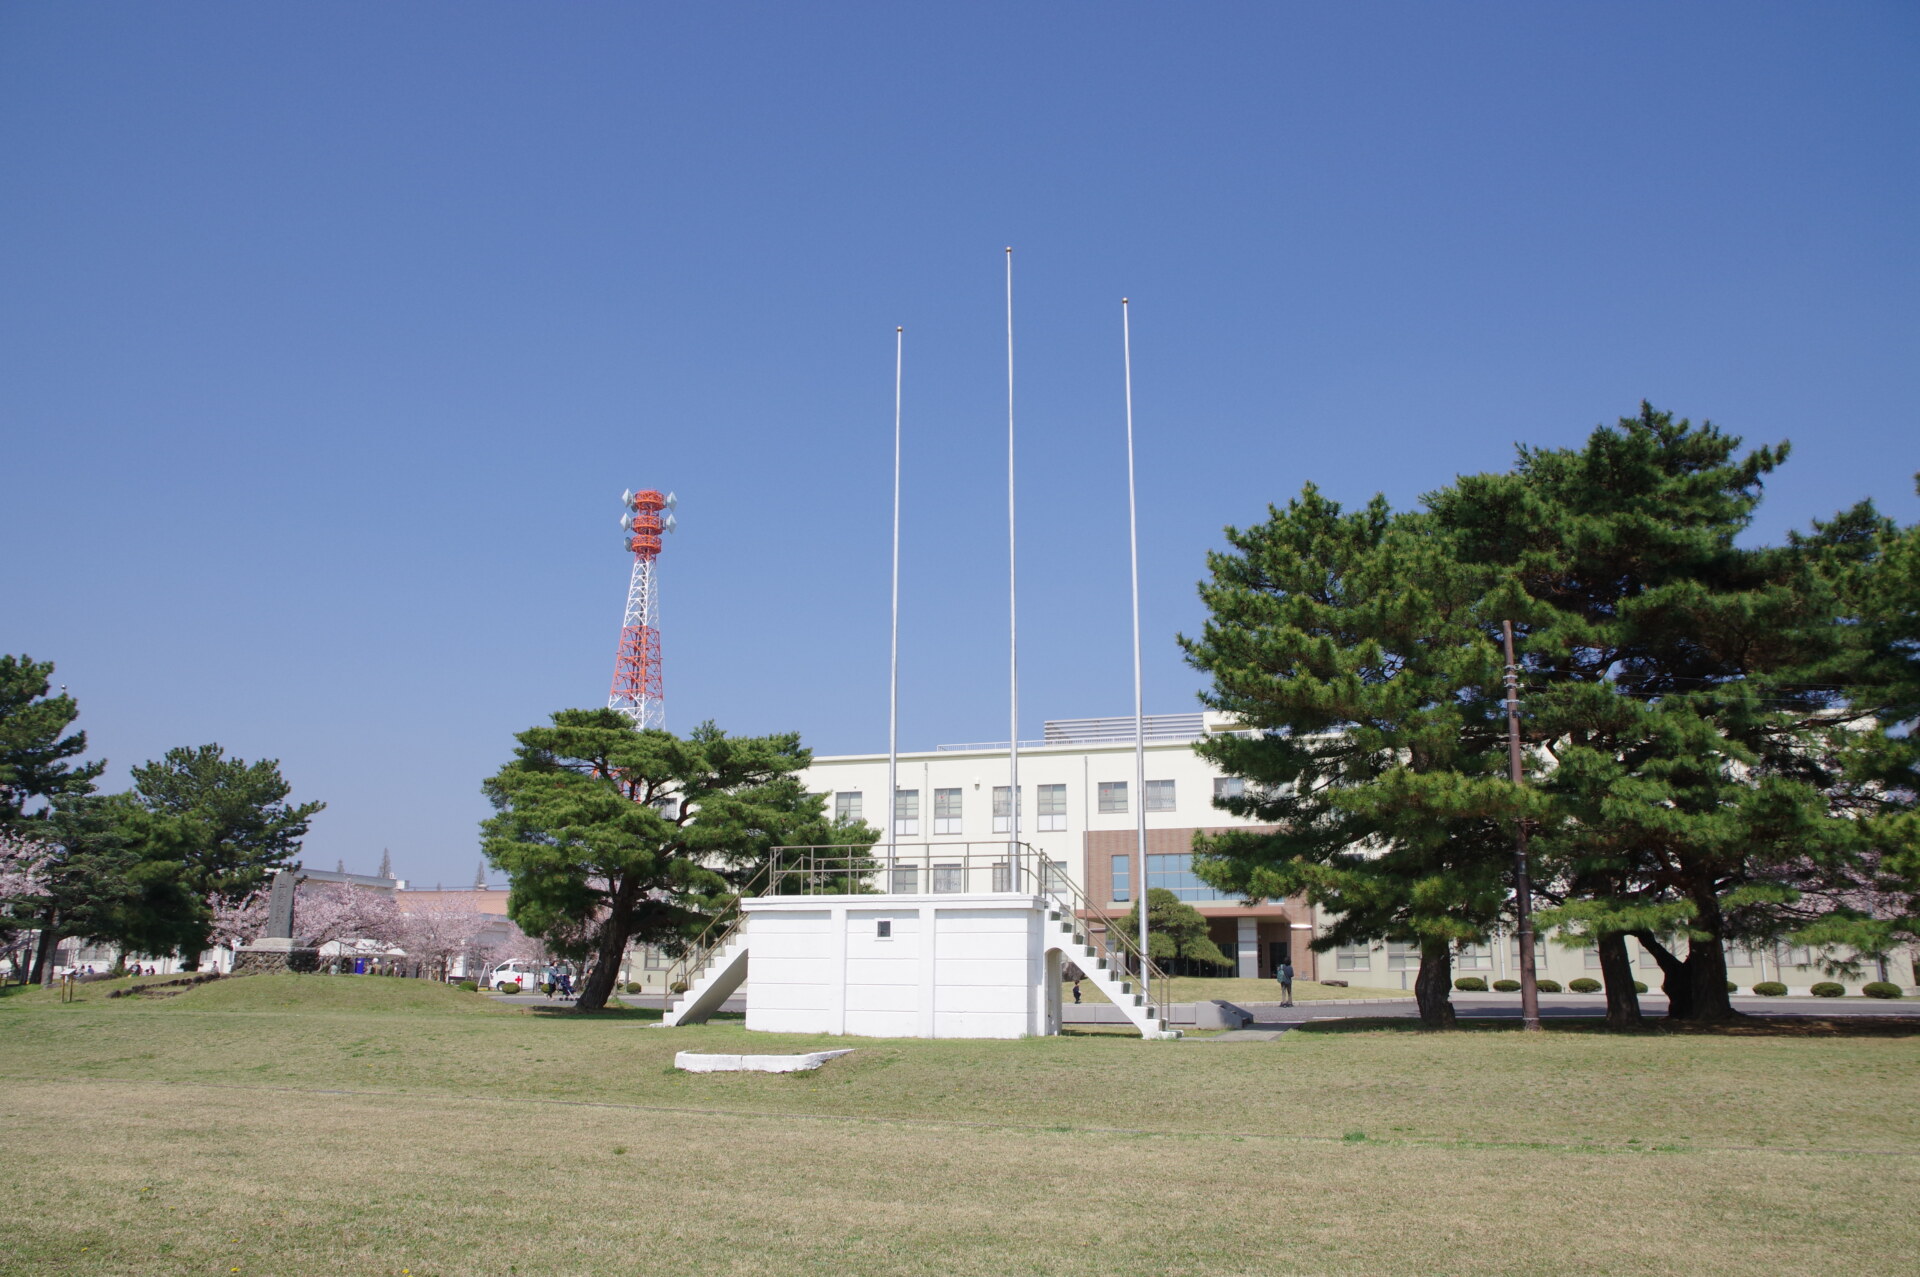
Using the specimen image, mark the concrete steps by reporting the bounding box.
[1049,912,1180,1040]
[661,937,748,1026]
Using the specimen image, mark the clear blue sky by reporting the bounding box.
[4,3,1915,886]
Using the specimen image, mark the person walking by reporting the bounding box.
[1276,959,1295,1008]
[1071,977,1083,1005]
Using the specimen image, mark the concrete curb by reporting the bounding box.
[673,1049,855,1074]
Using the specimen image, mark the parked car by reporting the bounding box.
[484,960,547,992]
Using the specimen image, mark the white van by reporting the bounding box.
[484,960,547,992]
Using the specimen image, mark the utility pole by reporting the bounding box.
[1502,620,1543,1032]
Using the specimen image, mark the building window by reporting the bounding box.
[1336,943,1371,971]
[1041,861,1071,895]
[875,919,892,939]
[1780,945,1814,969]
[933,787,963,835]
[1144,852,1239,902]
[1145,779,1176,811]
[1387,941,1419,971]
[1037,784,1067,831]
[1511,937,1547,970]
[894,789,919,837]
[932,863,964,893]
[1456,942,1491,970]
[1213,777,1246,802]
[1097,781,1127,814]
[992,785,1020,834]
[835,791,862,823]
[1584,945,1603,969]
[889,865,919,894]
[991,862,1011,892]
[1725,946,1751,969]
[1111,854,1130,902]
[642,945,668,970]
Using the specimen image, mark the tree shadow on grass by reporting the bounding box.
[1293,1015,1920,1039]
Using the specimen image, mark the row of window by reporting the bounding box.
[1109,852,1242,903]
[834,777,1249,835]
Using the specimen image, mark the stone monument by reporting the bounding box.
[231,870,320,974]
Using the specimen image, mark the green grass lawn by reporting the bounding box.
[2,974,1916,1276]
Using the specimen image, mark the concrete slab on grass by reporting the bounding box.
[674,1049,855,1074]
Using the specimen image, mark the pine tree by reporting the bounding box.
[481,710,876,1012]
[1112,888,1232,973]
[0,656,103,831]
[1182,487,1525,1027]
[1430,405,1897,1022]
[472,861,486,890]
[378,849,393,879]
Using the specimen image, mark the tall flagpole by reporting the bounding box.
[1006,247,1020,883]
[887,327,903,873]
[1123,298,1148,998]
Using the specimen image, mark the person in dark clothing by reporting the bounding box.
[1276,960,1295,1007]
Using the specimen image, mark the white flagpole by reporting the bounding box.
[1006,247,1020,885]
[1123,298,1149,999]
[888,326,903,875]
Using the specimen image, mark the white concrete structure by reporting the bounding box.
[662,885,1180,1039]
[745,893,1054,1039]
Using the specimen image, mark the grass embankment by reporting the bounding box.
[2,974,1916,1276]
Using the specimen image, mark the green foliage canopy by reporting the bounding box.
[480,710,873,1011]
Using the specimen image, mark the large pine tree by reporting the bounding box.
[481,710,874,1012]
[1181,487,1524,1027]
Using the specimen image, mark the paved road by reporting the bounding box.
[1065,992,1920,1028]
[486,988,1918,1027]
[1226,993,1920,1027]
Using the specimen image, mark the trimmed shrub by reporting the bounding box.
[1535,979,1562,993]
[539,982,555,995]
[1726,982,1738,993]
[1862,981,1903,1000]
[457,980,479,993]
[670,980,689,994]
[1568,977,1602,993]
[1810,982,1845,997]
[1752,981,1787,996]
[1454,977,1488,992]
[1634,981,1649,994]
[1492,979,1520,992]
[496,980,522,994]
[627,981,644,994]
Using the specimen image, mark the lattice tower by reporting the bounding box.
[609,488,675,728]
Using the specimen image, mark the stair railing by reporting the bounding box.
[663,861,771,1014]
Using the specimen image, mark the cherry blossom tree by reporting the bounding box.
[391,896,491,980]
[0,831,49,982]
[294,880,400,950]
[206,889,268,951]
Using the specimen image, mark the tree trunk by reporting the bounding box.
[1681,931,1737,1023]
[1414,940,1456,1029]
[1596,932,1641,1029]
[573,916,632,1012]
[1631,930,1693,1021]
[31,915,59,987]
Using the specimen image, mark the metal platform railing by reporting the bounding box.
[723,842,1174,1029]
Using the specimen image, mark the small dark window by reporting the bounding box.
[876,919,892,939]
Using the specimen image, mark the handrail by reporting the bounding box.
[662,861,770,1010]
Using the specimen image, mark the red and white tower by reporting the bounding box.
[610,488,676,729]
